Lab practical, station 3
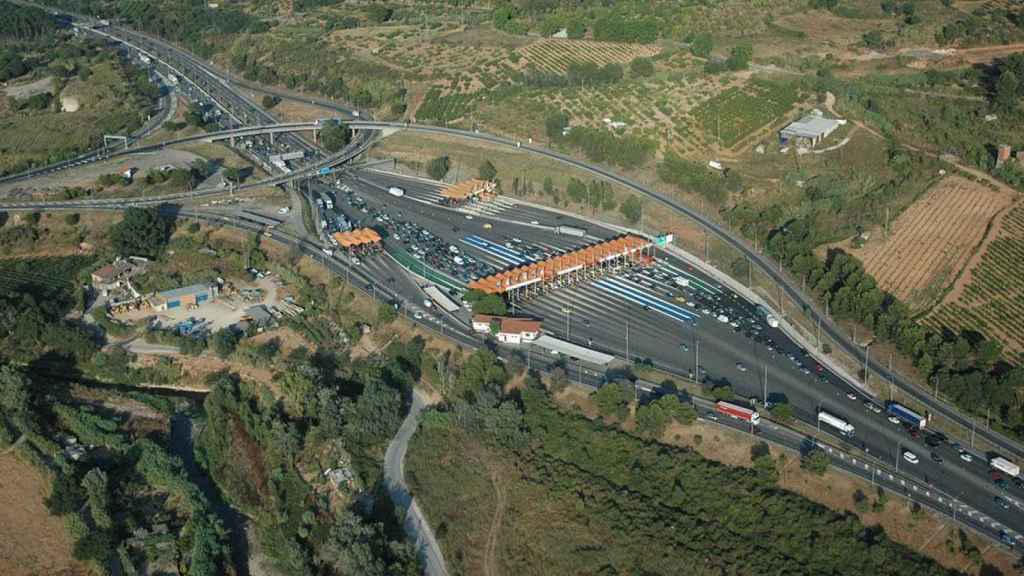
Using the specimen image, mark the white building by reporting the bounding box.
[472,315,543,344]
[779,110,844,148]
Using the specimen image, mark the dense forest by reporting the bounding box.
[0,1,57,40]
[409,368,966,576]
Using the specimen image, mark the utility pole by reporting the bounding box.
[695,339,700,383]
[763,364,768,404]
[864,344,870,385]
[625,316,630,364]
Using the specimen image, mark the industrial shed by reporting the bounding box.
[779,111,844,148]
[149,283,218,311]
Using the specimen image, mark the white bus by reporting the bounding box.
[818,410,855,436]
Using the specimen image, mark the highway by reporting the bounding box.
[8,1,1024,556]
[340,168,1024,546]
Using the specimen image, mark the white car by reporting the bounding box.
[846,392,858,401]
[277,207,290,214]
[903,451,919,464]
[465,214,474,220]
[959,451,973,463]
[887,416,901,425]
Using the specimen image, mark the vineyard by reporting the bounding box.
[414,87,478,123]
[518,39,661,74]
[926,202,1024,362]
[690,80,801,149]
[851,176,1013,310]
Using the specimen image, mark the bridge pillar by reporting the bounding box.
[230,136,235,147]
[313,128,319,146]
[269,132,275,145]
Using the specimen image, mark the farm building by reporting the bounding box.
[91,257,148,292]
[779,110,843,148]
[472,314,543,344]
[148,283,218,311]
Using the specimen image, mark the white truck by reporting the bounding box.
[991,456,1021,478]
[555,225,586,237]
[818,411,855,437]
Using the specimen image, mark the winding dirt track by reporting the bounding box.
[483,466,508,576]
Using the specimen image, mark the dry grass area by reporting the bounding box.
[517,39,661,73]
[0,454,88,576]
[847,175,1014,310]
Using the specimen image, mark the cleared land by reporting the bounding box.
[0,453,87,576]
[927,201,1024,362]
[849,175,1014,310]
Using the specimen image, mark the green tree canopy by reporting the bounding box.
[109,207,172,259]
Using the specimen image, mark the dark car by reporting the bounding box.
[995,496,1011,510]
[930,452,943,464]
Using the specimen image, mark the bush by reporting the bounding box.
[427,155,450,180]
[630,57,655,78]
[212,329,239,358]
[261,94,281,109]
[64,213,80,226]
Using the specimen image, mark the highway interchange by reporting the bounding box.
[5,6,1024,557]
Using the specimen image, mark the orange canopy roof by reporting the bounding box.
[333,228,381,248]
[442,179,496,200]
[468,234,650,294]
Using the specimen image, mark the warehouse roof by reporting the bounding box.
[156,283,213,300]
[780,112,842,139]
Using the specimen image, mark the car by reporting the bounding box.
[680,343,689,352]
[999,530,1015,546]
[930,452,943,463]
[483,223,492,229]
[864,401,882,414]
[736,362,747,372]
[846,392,858,401]
[959,451,973,463]
[996,496,1011,510]
[465,214,474,220]
[277,207,290,214]
[995,478,1009,490]
[903,451,919,464]
[530,220,539,225]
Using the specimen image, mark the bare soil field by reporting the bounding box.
[0,454,87,576]
[847,175,1013,310]
[3,76,55,100]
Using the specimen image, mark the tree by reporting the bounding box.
[545,111,570,140]
[619,195,643,224]
[689,33,713,58]
[427,155,450,180]
[320,121,352,152]
[769,402,794,422]
[478,160,498,181]
[81,468,113,529]
[995,70,1019,111]
[0,365,32,432]
[212,329,239,358]
[727,43,753,71]
[223,165,243,183]
[464,289,507,315]
[630,57,655,77]
[801,449,830,476]
[261,94,281,109]
[592,382,631,422]
[64,213,80,226]
[377,303,398,325]
[109,207,172,258]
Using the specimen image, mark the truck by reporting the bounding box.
[715,401,760,425]
[818,410,855,436]
[554,225,586,237]
[990,456,1021,478]
[886,401,927,429]
[755,304,780,328]
[388,186,405,198]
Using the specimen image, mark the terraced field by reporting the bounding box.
[926,202,1024,362]
[518,39,661,73]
